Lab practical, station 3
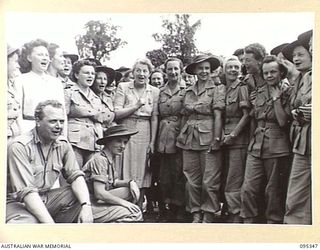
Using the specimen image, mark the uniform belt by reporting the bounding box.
[161,115,180,122]
[257,121,279,128]
[188,114,212,120]
[128,116,150,120]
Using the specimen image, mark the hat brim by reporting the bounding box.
[282,39,309,62]
[96,130,139,145]
[95,66,116,85]
[7,47,19,57]
[185,56,221,75]
[270,43,289,56]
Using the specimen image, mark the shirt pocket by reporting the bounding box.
[197,122,212,146]
[268,129,290,154]
[68,123,81,143]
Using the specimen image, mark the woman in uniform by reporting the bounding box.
[240,55,291,224]
[176,54,225,223]
[282,30,312,224]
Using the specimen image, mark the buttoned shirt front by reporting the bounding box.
[176,79,226,150]
[7,80,22,138]
[224,79,250,148]
[289,70,312,155]
[114,81,160,117]
[248,82,291,158]
[157,80,186,153]
[64,85,104,151]
[7,129,84,202]
[99,92,115,128]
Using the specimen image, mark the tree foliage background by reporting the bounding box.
[75,20,127,61]
[147,14,201,67]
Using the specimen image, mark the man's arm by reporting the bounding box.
[70,176,93,223]
[23,193,54,223]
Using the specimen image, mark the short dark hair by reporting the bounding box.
[34,100,64,120]
[19,38,49,73]
[48,43,60,59]
[72,59,96,79]
[164,57,184,72]
[261,55,288,80]
[244,43,267,61]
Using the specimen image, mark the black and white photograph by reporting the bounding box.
[2,0,318,244]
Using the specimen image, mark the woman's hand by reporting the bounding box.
[77,205,93,223]
[222,133,235,145]
[129,181,140,203]
[208,138,221,152]
[135,98,146,110]
[269,85,281,99]
[147,143,155,154]
[121,200,141,214]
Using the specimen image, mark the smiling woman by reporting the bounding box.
[14,39,66,134]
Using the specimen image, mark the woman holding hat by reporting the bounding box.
[282,30,312,224]
[221,56,250,223]
[7,45,22,141]
[82,125,142,222]
[240,55,291,224]
[15,39,66,134]
[114,58,160,209]
[91,66,117,130]
[176,53,225,223]
[64,59,107,168]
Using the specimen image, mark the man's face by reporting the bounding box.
[244,53,260,75]
[36,105,65,143]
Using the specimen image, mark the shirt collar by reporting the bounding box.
[129,81,152,92]
[33,128,61,149]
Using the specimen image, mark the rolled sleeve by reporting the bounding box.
[213,84,226,110]
[239,84,250,109]
[7,142,39,202]
[62,141,85,183]
[114,83,126,110]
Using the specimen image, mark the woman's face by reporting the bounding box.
[75,65,95,89]
[166,60,181,82]
[92,71,108,94]
[61,57,73,77]
[150,72,164,88]
[51,47,65,72]
[262,61,281,86]
[309,35,313,55]
[225,60,241,82]
[28,46,50,73]
[107,136,129,156]
[194,61,211,81]
[292,45,312,73]
[8,53,21,79]
[244,53,260,75]
[133,63,150,86]
[183,73,196,86]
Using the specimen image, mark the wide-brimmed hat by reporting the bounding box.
[63,52,79,64]
[7,45,19,57]
[95,66,116,85]
[270,43,289,56]
[96,125,139,145]
[282,30,312,62]
[185,54,221,75]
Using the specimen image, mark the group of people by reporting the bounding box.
[6,29,312,225]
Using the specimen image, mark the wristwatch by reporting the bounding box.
[81,202,92,207]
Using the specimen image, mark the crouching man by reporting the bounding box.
[82,124,143,222]
[6,100,93,223]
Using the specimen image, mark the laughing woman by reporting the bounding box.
[15,39,66,133]
[114,58,160,209]
[282,30,313,224]
[64,59,105,168]
[176,54,225,223]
